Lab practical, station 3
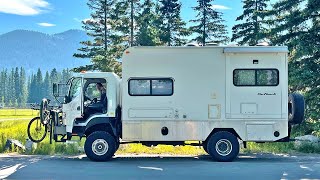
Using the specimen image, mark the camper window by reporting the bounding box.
[233,69,279,86]
[151,79,173,95]
[129,79,151,95]
[129,78,173,96]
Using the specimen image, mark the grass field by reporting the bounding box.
[0,109,38,119]
[0,109,319,155]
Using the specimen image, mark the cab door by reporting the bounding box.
[63,77,83,132]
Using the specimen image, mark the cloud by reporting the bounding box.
[211,5,231,10]
[0,0,50,16]
[37,22,56,27]
[73,18,81,23]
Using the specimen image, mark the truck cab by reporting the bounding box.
[53,72,121,140]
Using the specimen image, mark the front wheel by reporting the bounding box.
[207,131,239,162]
[202,142,209,154]
[84,131,117,161]
[27,117,47,143]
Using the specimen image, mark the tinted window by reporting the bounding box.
[129,79,151,95]
[257,69,279,86]
[233,69,279,86]
[129,78,173,96]
[151,79,173,95]
[233,70,256,86]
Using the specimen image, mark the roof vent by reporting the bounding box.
[206,42,218,46]
[184,42,200,47]
[256,42,269,46]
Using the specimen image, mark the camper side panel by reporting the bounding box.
[121,47,227,141]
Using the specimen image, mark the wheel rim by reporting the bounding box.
[215,139,232,156]
[92,139,109,156]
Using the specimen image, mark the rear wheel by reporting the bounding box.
[84,131,116,161]
[207,131,239,162]
[27,117,47,143]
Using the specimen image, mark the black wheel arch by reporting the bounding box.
[205,128,242,143]
[84,117,118,138]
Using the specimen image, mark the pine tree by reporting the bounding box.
[267,0,320,119]
[49,68,59,99]
[35,69,43,103]
[50,68,59,83]
[28,74,38,103]
[2,69,8,105]
[8,68,16,106]
[19,67,27,107]
[27,75,34,103]
[74,0,121,75]
[61,69,72,83]
[136,0,162,46]
[43,71,51,99]
[0,70,4,104]
[285,0,320,119]
[14,67,20,105]
[267,0,306,51]
[1,96,4,108]
[231,0,270,45]
[129,0,141,46]
[158,0,189,46]
[111,0,130,47]
[189,0,229,45]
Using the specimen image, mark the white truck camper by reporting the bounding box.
[28,46,305,162]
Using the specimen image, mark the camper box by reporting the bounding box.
[121,46,288,142]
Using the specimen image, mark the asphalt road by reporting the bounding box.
[1,153,320,180]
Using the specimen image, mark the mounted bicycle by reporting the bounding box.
[27,99,62,143]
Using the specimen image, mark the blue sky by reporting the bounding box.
[0,0,249,35]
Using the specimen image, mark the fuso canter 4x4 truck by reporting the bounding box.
[28,46,305,162]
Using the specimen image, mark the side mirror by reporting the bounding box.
[53,83,68,97]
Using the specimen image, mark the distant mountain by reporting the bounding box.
[0,29,90,74]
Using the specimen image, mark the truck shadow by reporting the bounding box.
[73,153,316,163]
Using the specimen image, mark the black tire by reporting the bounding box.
[203,142,209,154]
[288,93,305,124]
[27,117,47,143]
[84,131,116,161]
[207,131,239,162]
[115,142,120,151]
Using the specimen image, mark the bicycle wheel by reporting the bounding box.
[27,117,47,143]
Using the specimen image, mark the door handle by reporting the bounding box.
[77,106,80,111]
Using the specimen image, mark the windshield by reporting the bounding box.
[69,78,82,100]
